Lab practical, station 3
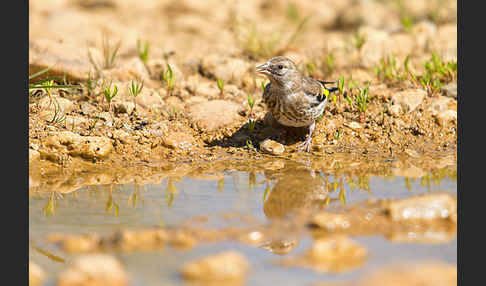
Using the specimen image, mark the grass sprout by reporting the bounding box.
[355,82,371,123]
[48,97,67,125]
[162,64,175,96]
[216,78,225,97]
[373,55,406,83]
[247,94,256,134]
[128,80,144,111]
[137,39,151,76]
[102,35,121,69]
[103,81,118,117]
[29,66,78,94]
[407,53,457,93]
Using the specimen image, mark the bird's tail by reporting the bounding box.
[317,80,339,93]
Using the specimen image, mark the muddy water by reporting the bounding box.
[29,160,456,286]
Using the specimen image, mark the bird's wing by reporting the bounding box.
[303,77,338,102]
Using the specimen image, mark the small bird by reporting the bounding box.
[256,56,338,152]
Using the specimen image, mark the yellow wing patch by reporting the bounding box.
[321,85,330,97]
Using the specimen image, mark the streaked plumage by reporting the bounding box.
[256,56,338,152]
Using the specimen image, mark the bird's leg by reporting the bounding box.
[296,121,315,152]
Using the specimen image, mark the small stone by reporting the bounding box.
[29,149,41,161]
[412,20,437,49]
[161,132,197,151]
[111,129,131,144]
[358,27,390,68]
[428,96,454,115]
[80,102,98,115]
[181,251,250,282]
[38,95,74,122]
[187,100,241,131]
[38,95,74,112]
[441,82,458,99]
[344,122,362,129]
[169,230,198,249]
[113,229,167,252]
[57,254,128,286]
[260,238,299,255]
[384,193,457,221]
[113,101,135,114]
[281,235,369,273]
[388,104,403,117]
[29,261,46,286]
[30,39,92,81]
[309,236,367,264]
[61,234,101,253]
[112,57,150,82]
[391,89,427,113]
[185,95,208,106]
[429,24,457,60]
[311,212,352,231]
[165,96,184,111]
[45,131,113,160]
[200,55,250,85]
[136,88,165,110]
[435,110,457,127]
[194,81,220,99]
[260,139,285,155]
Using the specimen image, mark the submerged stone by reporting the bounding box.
[384,193,457,222]
[181,250,250,282]
[57,254,128,286]
[29,261,46,286]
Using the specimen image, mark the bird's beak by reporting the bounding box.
[256,63,270,74]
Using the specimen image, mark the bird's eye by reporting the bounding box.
[278,65,283,69]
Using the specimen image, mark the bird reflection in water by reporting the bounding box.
[259,160,330,255]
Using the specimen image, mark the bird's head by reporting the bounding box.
[256,56,301,86]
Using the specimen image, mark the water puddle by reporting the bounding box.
[29,159,456,286]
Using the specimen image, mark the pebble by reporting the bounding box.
[391,89,426,113]
[29,261,46,286]
[309,236,368,264]
[384,193,457,221]
[428,96,454,115]
[259,139,285,155]
[181,251,250,282]
[435,110,457,127]
[56,254,128,286]
[311,212,352,231]
[30,39,91,81]
[200,55,250,86]
[161,131,197,151]
[45,131,113,160]
[29,149,41,161]
[113,101,135,115]
[441,82,458,99]
[187,100,241,131]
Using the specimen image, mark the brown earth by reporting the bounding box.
[29,0,457,196]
